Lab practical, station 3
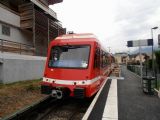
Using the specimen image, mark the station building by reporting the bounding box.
[0,0,65,56]
[114,52,150,65]
[0,0,66,83]
[114,52,129,64]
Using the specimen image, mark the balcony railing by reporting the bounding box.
[0,39,35,55]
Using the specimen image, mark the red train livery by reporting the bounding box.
[41,33,114,99]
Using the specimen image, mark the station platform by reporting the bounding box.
[82,66,160,120]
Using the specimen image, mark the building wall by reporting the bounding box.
[0,5,20,27]
[0,5,33,45]
[0,53,46,84]
[0,23,33,45]
[135,55,145,62]
[114,55,122,64]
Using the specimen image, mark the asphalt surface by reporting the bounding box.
[88,79,111,120]
[118,66,160,120]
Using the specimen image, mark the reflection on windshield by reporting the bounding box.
[48,45,90,68]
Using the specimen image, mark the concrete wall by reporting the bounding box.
[0,5,20,27]
[0,53,46,84]
[0,23,33,45]
[0,5,33,45]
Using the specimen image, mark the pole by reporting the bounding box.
[146,57,148,76]
[108,47,111,53]
[139,40,143,83]
[151,29,154,76]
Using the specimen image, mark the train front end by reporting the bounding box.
[41,34,98,99]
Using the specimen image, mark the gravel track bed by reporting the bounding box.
[42,98,93,120]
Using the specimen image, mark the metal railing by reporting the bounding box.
[127,65,142,76]
[127,65,160,90]
[0,39,35,55]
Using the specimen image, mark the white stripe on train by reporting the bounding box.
[43,76,102,85]
[56,34,97,40]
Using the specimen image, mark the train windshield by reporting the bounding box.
[48,45,90,68]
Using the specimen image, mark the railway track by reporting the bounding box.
[43,98,92,120]
[2,96,56,120]
[2,96,93,120]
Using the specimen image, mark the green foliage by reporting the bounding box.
[0,79,41,89]
[158,80,160,90]
[148,59,152,70]
[25,84,40,91]
[155,50,160,72]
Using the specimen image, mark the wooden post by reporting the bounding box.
[33,4,36,55]
[20,44,21,54]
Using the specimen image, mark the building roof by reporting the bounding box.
[129,53,148,58]
[31,0,58,20]
[114,52,128,57]
[48,0,63,5]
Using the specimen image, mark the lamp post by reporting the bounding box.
[107,47,111,53]
[151,26,158,76]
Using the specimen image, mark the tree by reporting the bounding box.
[155,50,160,72]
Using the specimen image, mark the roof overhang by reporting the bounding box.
[30,0,58,21]
[48,0,63,5]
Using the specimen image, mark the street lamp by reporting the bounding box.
[107,47,111,53]
[151,26,158,76]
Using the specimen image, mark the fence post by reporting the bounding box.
[20,44,21,54]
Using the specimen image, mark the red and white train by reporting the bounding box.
[41,33,115,99]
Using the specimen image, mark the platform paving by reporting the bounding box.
[118,66,160,120]
[87,79,111,120]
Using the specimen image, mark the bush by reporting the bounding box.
[148,59,152,70]
[155,50,160,72]
[25,84,40,91]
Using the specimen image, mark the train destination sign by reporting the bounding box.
[127,39,153,47]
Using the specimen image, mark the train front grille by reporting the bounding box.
[74,88,85,98]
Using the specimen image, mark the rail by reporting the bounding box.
[0,39,35,55]
[2,96,91,120]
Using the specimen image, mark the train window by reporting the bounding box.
[100,51,109,68]
[2,24,10,36]
[94,48,100,68]
[48,45,90,68]
[100,50,103,68]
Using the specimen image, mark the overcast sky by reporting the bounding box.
[50,0,160,53]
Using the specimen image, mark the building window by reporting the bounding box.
[2,25,10,36]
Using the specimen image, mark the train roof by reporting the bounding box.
[53,33,99,43]
[50,33,112,54]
